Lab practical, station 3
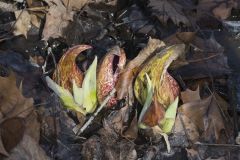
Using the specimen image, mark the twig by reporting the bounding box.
[76,88,116,135]
[195,142,240,148]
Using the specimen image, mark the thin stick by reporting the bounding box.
[195,142,240,148]
[76,88,116,135]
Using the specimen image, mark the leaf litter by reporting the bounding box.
[0,0,240,159]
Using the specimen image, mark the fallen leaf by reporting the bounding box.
[0,2,17,12]
[5,134,50,160]
[81,134,136,160]
[0,132,9,156]
[62,0,89,11]
[122,111,138,140]
[14,10,31,38]
[176,35,231,79]
[181,86,200,103]
[0,118,25,153]
[173,113,200,143]
[179,90,231,143]
[53,45,91,92]
[164,32,196,45]
[97,46,126,107]
[115,38,165,103]
[42,0,74,40]
[148,0,190,25]
[164,32,196,69]
[197,0,237,20]
[0,72,34,119]
[104,104,131,135]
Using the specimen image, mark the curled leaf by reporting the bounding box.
[97,46,126,107]
[115,38,165,103]
[134,44,184,106]
[47,56,98,114]
[53,45,92,92]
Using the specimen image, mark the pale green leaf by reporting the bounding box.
[160,97,179,134]
[45,76,86,115]
[82,56,98,113]
[138,74,154,127]
[73,79,83,106]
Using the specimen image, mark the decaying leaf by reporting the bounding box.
[115,38,165,103]
[42,0,74,40]
[53,45,91,92]
[104,104,131,137]
[148,0,190,25]
[179,89,231,143]
[122,111,138,140]
[97,46,126,107]
[5,134,50,160]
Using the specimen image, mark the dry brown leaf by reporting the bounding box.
[177,35,231,79]
[149,0,190,25]
[122,112,138,140]
[197,0,237,20]
[115,38,165,103]
[42,0,74,40]
[62,0,89,11]
[0,72,40,156]
[97,46,126,107]
[179,92,231,143]
[174,113,200,143]
[104,105,130,135]
[181,86,200,103]
[0,72,34,119]
[30,14,41,28]
[0,2,17,12]
[164,32,196,69]
[14,10,31,38]
[0,132,9,156]
[164,32,196,45]
[0,118,25,153]
[5,134,50,160]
